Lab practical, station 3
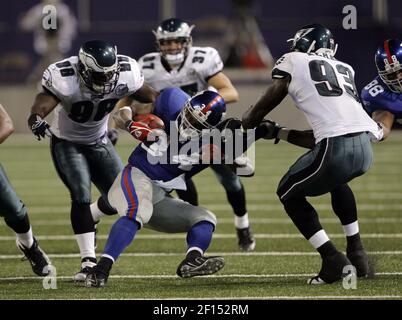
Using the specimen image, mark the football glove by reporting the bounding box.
[125,120,153,142]
[261,119,283,144]
[28,113,52,141]
[217,118,242,132]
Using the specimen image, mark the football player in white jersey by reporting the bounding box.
[27,40,159,281]
[135,18,256,252]
[243,24,383,284]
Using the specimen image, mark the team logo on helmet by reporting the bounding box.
[115,83,128,96]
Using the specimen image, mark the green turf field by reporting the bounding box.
[0,133,401,300]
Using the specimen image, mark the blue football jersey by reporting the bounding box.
[127,87,267,190]
[128,87,207,190]
[361,76,402,121]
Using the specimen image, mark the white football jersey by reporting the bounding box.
[42,55,144,144]
[272,52,382,143]
[138,46,223,95]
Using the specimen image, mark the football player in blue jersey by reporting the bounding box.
[137,18,255,253]
[361,39,402,140]
[84,88,275,287]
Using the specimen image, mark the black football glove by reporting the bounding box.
[107,128,119,146]
[216,118,243,143]
[261,119,283,144]
[28,113,52,141]
[216,118,242,132]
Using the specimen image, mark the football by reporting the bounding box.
[133,114,165,130]
[128,114,165,142]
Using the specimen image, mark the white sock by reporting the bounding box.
[234,213,249,229]
[187,247,204,255]
[16,227,34,248]
[90,201,106,223]
[75,232,96,260]
[343,221,359,237]
[309,229,330,249]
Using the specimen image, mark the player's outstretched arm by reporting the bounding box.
[208,72,239,104]
[372,109,394,141]
[0,103,14,144]
[242,76,289,129]
[277,128,315,149]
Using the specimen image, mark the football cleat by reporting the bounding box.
[176,255,225,278]
[308,252,353,285]
[347,249,370,278]
[233,154,255,177]
[85,268,108,288]
[85,257,113,288]
[236,227,256,252]
[73,257,97,282]
[17,237,51,276]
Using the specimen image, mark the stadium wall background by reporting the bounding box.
[0,80,310,133]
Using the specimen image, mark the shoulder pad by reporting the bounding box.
[42,57,79,97]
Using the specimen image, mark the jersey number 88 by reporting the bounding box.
[364,80,385,97]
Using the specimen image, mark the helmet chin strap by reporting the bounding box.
[333,43,338,56]
[306,40,316,53]
[92,83,104,92]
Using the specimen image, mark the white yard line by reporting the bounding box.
[1,250,402,260]
[0,272,401,282]
[1,217,401,226]
[1,233,402,241]
[20,203,402,214]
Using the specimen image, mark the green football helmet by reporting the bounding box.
[288,23,337,56]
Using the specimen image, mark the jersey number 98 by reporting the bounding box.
[69,99,118,123]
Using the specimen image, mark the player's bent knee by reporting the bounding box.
[195,209,217,228]
[136,199,153,225]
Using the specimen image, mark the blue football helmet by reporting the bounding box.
[177,90,226,139]
[375,39,402,93]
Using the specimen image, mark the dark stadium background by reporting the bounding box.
[2,0,401,90]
